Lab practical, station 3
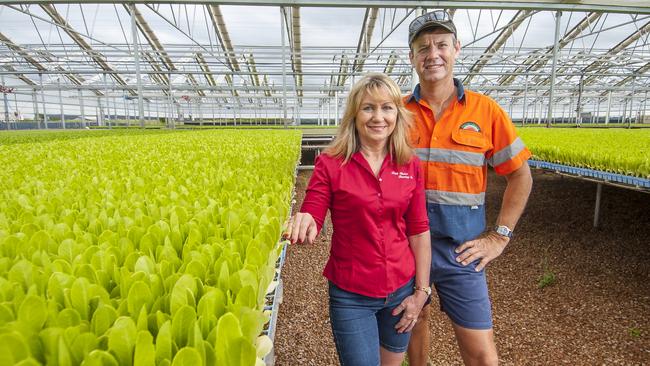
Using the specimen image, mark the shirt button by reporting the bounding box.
[378,193,381,197]
[379,178,382,182]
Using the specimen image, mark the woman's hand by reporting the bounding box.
[283,212,318,244]
[392,291,429,333]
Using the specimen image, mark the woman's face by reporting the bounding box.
[354,86,398,148]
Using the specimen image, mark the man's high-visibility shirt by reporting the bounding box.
[405,78,531,244]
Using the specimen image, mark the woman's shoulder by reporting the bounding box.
[396,152,420,168]
[315,152,346,170]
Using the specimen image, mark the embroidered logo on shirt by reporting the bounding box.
[460,121,481,132]
[392,171,414,179]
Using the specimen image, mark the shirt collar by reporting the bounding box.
[406,78,465,104]
[352,151,395,171]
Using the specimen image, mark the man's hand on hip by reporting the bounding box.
[455,231,509,271]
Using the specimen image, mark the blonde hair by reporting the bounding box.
[324,73,413,165]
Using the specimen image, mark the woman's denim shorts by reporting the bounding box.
[328,278,415,366]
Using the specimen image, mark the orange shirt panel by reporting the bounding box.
[406,86,529,195]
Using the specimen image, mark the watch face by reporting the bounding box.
[496,226,512,238]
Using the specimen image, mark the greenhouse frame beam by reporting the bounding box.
[2,64,36,86]
[123,4,205,97]
[38,4,136,96]
[0,31,104,95]
[0,32,46,72]
[4,1,649,15]
[9,83,647,94]
[518,15,649,99]
[290,6,304,98]
[123,4,175,72]
[330,53,349,97]
[329,7,378,97]
[206,4,239,98]
[498,12,602,86]
[580,21,650,86]
[464,10,533,85]
[383,50,398,74]
[352,7,379,74]
[599,62,650,96]
[141,52,171,93]
[196,52,216,87]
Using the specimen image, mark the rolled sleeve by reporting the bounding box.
[299,155,331,233]
[488,102,532,175]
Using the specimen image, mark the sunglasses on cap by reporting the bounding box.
[408,10,456,44]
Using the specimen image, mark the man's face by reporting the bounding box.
[409,29,460,84]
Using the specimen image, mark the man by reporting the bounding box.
[404,10,533,366]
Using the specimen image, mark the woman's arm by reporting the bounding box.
[409,230,432,295]
[392,230,431,333]
[284,155,332,244]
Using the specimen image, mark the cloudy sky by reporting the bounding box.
[0,4,646,119]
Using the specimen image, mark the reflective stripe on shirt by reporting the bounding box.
[488,137,526,167]
[425,189,486,206]
[415,147,486,167]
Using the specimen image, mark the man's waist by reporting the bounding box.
[425,189,486,206]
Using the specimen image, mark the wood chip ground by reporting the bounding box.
[274,169,650,365]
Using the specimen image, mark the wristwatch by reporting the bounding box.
[494,225,513,238]
[414,286,432,297]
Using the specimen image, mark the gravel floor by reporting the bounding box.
[274,168,650,365]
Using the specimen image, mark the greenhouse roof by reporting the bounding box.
[0,0,648,120]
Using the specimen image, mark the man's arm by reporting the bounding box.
[454,163,533,271]
[497,162,533,230]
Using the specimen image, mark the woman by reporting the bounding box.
[284,73,431,366]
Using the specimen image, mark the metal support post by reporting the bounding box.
[199,100,203,126]
[103,73,110,127]
[327,97,331,126]
[131,3,145,128]
[145,100,150,124]
[168,72,174,128]
[335,92,339,126]
[576,74,584,127]
[628,76,636,127]
[123,97,129,127]
[605,90,612,124]
[2,76,9,127]
[281,7,288,128]
[593,183,602,228]
[32,90,40,129]
[522,75,529,125]
[547,10,562,128]
[40,74,48,129]
[98,97,104,127]
[211,99,215,125]
[58,80,65,129]
[79,89,86,128]
[318,101,322,126]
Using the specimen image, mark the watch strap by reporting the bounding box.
[494,225,513,238]
[414,286,432,296]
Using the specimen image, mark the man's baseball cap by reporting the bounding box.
[408,10,457,45]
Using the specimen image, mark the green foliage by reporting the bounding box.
[629,327,642,338]
[537,271,557,289]
[518,128,650,178]
[538,245,557,289]
[0,129,301,365]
